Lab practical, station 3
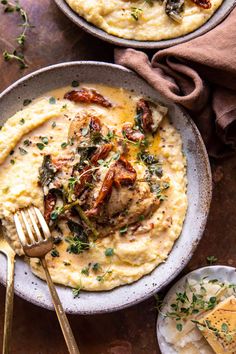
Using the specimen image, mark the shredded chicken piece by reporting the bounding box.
[87,156,137,216]
[64,88,112,108]
[74,143,112,197]
[122,122,145,142]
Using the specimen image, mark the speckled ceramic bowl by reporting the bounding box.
[54,0,235,49]
[157,266,236,354]
[0,62,212,314]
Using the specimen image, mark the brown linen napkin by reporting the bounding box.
[114,7,236,158]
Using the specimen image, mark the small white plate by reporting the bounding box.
[156,265,236,354]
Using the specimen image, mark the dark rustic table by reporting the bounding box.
[0,1,235,353]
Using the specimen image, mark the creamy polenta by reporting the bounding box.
[0,83,187,291]
[65,0,223,41]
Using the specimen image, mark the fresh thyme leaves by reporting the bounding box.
[105,248,114,257]
[96,267,113,282]
[19,118,25,125]
[1,0,31,68]
[92,262,101,272]
[161,278,236,339]
[49,96,56,104]
[206,255,218,265]
[40,136,49,145]
[36,143,45,151]
[119,225,128,235]
[131,7,143,21]
[23,98,31,106]
[51,121,56,128]
[61,142,68,149]
[81,266,89,276]
[71,80,79,87]
[19,146,27,155]
[72,286,81,298]
[66,237,90,255]
[23,139,31,146]
[51,249,59,257]
[66,220,90,255]
[176,323,183,332]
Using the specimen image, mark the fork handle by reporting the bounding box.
[3,253,15,354]
[40,257,80,354]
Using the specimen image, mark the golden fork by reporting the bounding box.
[14,206,80,354]
[0,234,15,354]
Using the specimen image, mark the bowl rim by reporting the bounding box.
[53,0,235,49]
[0,61,212,314]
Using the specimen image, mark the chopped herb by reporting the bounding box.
[206,256,218,265]
[61,142,68,149]
[51,121,56,128]
[119,226,128,235]
[36,143,45,150]
[23,98,32,106]
[105,248,114,257]
[92,263,101,272]
[131,7,143,21]
[71,80,79,87]
[72,286,81,298]
[176,323,183,332]
[41,136,48,145]
[62,104,67,109]
[139,215,145,221]
[66,220,89,255]
[23,139,31,146]
[19,118,25,125]
[49,96,56,104]
[97,269,112,282]
[63,260,71,266]
[50,207,63,221]
[19,147,27,155]
[10,159,15,165]
[81,267,89,276]
[221,323,228,333]
[51,249,59,257]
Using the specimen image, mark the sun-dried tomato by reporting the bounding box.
[113,156,137,187]
[122,122,145,142]
[64,88,112,108]
[44,192,57,223]
[91,143,113,165]
[191,0,211,9]
[136,99,153,133]
[89,116,102,132]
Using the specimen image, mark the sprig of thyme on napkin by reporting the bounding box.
[1,0,31,68]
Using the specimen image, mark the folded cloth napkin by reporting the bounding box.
[115,7,236,158]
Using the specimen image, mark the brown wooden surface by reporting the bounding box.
[0,1,235,353]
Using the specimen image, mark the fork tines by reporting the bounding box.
[14,207,50,247]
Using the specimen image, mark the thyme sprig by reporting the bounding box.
[1,0,31,68]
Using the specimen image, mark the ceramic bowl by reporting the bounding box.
[54,0,235,49]
[157,265,236,354]
[0,61,212,314]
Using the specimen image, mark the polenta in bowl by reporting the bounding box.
[0,82,187,292]
[64,0,223,41]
